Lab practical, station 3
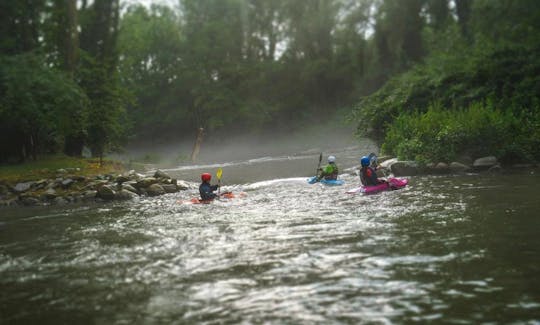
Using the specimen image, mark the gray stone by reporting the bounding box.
[390,161,419,176]
[20,196,41,206]
[81,191,97,201]
[115,189,139,200]
[53,197,69,205]
[136,177,159,189]
[14,182,34,193]
[0,198,18,207]
[122,184,139,194]
[176,180,190,190]
[61,178,74,188]
[154,170,171,179]
[42,188,57,200]
[97,185,116,200]
[473,156,498,169]
[146,184,165,196]
[161,184,178,193]
[0,184,9,195]
[450,162,471,173]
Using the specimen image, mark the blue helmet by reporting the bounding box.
[360,156,370,167]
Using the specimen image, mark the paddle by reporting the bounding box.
[315,152,323,181]
[216,167,223,196]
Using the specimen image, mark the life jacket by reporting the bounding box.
[199,182,218,201]
[323,162,339,180]
[360,166,379,186]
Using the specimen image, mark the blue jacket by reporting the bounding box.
[199,182,219,201]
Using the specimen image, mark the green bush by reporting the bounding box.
[382,101,539,164]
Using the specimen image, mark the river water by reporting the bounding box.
[1,142,540,324]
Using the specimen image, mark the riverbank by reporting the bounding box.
[0,156,190,207]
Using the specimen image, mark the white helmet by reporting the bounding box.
[328,155,336,163]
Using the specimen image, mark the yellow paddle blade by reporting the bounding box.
[216,167,223,180]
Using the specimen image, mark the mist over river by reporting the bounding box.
[1,139,540,324]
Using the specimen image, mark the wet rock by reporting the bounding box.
[14,182,35,193]
[61,178,74,188]
[116,189,139,200]
[0,198,18,207]
[20,196,41,206]
[81,191,97,201]
[487,164,503,173]
[450,162,471,173]
[53,197,69,205]
[136,177,159,189]
[121,184,138,194]
[0,184,9,195]
[176,180,190,190]
[146,184,165,196]
[97,185,116,200]
[161,184,178,193]
[154,170,171,179]
[473,156,498,170]
[390,161,419,176]
[116,175,130,184]
[42,188,57,200]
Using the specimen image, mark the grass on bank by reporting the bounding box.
[0,155,125,184]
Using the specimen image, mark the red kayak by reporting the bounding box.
[346,178,408,194]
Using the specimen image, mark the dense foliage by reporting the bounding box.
[1,0,539,165]
[352,0,540,164]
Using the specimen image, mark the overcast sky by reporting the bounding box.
[122,0,176,9]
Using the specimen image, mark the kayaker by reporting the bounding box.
[199,173,219,201]
[317,155,339,181]
[359,156,385,186]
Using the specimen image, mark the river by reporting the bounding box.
[1,142,540,324]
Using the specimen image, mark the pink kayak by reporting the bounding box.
[346,178,408,194]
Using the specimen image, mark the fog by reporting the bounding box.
[113,125,378,184]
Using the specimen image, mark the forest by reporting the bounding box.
[1,0,539,165]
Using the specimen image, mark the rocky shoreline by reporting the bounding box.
[0,169,191,207]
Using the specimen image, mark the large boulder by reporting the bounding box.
[136,177,159,189]
[97,185,116,200]
[473,156,499,170]
[154,170,171,179]
[450,162,472,173]
[390,161,419,176]
[115,189,139,200]
[13,182,35,193]
[147,184,165,196]
[176,180,190,190]
[161,184,178,193]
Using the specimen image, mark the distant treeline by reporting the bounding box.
[1,0,539,164]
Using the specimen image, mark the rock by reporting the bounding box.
[115,189,139,200]
[42,188,57,200]
[146,184,165,196]
[121,184,139,194]
[116,175,130,184]
[161,184,178,193]
[0,184,9,195]
[0,198,18,207]
[136,177,159,189]
[473,156,498,170]
[431,162,450,174]
[176,180,190,190]
[20,196,41,206]
[450,162,471,173]
[81,191,97,201]
[13,182,35,193]
[56,168,67,174]
[380,158,398,169]
[61,178,74,188]
[53,197,69,205]
[390,161,419,176]
[97,185,116,200]
[487,164,503,173]
[154,170,171,179]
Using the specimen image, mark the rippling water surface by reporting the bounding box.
[1,151,540,323]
